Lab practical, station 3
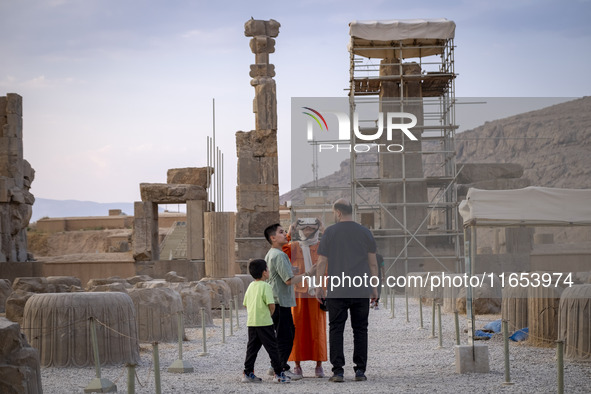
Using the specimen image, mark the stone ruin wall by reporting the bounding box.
[0,93,35,263]
[235,19,281,272]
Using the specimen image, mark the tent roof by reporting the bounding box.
[348,19,456,59]
[459,187,591,227]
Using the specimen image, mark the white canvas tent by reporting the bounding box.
[348,18,456,59]
[459,187,591,227]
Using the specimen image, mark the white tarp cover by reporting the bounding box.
[349,19,456,41]
[348,19,456,59]
[459,187,591,227]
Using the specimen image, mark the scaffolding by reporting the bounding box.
[348,19,462,279]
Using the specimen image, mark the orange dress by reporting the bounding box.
[283,240,327,362]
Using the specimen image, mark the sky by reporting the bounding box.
[1,0,590,212]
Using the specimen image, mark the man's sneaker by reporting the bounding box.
[374,304,380,310]
[273,372,291,384]
[315,365,325,378]
[267,366,275,376]
[329,373,344,382]
[241,372,262,383]
[284,370,303,380]
[354,370,367,381]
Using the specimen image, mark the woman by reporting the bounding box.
[283,218,327,378]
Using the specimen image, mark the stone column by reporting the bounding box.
[235,19,281,273]
[204,212,236,278]
[0,93,35,263]
[186,200,206,260]
[132,201,159,261]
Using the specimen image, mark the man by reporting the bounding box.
[315,199,378,382]
[264,223,315,381]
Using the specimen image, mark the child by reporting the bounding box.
[242,259,291,384]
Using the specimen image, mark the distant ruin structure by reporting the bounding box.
[235,19,281,271]
[0,93,35,263]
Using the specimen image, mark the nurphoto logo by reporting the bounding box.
[302,106,419,153]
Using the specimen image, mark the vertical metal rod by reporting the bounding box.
[229,300,234,336]
[177,312,183,360]
[221,304,226,344]
[234,296,240,328]
[153,342,161,394]
[390,292,395,318]
[221,152,224,211]
[212,98,216,211]
[431,301,436,338]
[127,364,136,394]
[503,320,512,385]
[419,297,424,329]
[207,136,211,211]
[405,289,409,323]
[454,310,460,345]
[218,149,222,211]
[557,340,564,394]
[383,286,388,309]
[201,307,208,355]
[437,304,443,348]
[90,317,101,378]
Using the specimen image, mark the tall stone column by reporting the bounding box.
[235,19,281,272]
[0,93,35,262]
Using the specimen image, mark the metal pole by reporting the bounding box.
[127,364,136,394]
[90,317,101,379]
[229,300,234,336]
[234,296,240,329]
[152,342,161,394]
[437,304,443,348]
[200,307,208,356]
[384,286,388,309]
[390,292,395,319]
[418,297,424,329]
[177,312,183,360]
[221,304,226,344]
[502,320,514,385]
[405,289,409,323]
[431,301,436,338]
[557,340,564,394]
[454,310,460,345]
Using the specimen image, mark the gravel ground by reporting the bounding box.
[40,296,591,393]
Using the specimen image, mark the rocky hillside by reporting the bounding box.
[281,96,591,204]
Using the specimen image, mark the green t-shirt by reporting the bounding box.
[243,280,275,327]
[265,247,296,307]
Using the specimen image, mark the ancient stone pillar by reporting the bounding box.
[186,200,206,260]
[132,201,159,261]
[204,212,236,278]
[235,19,281,272]
[0,93,35,263]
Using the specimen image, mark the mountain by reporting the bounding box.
[281,96,591,204]
[30,198,137,223]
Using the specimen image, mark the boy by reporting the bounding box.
[264,223,315,380]
[242,259,290,384]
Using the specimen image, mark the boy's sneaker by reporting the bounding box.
[273,372,291,384]
[283,370,303,380]
[329,373,344,382]
[241,372,262,383]
[354,370,367,381]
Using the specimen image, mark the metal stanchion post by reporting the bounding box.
[221,304,226,344]
[153,342,161,394]
[557,340,564,394]
[430,301,436,338]
[405,290,409,323]
[437,304,443,348]
[384,286,388,309]
[127,364,136,394]
[230,299,234,336]
[418,297,424,329]
[168,312,194,372]
[234,296,240,329]
[84,317,116,393]
[454,310,460,345]
[199,307,209,356]
[502,320,514,385]
[390,292,395,318]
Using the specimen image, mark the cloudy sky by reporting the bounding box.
[1,0,590,211]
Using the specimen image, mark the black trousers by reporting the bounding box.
[244,325,283,376]
[326,298,370,375]
[271,305,295,371]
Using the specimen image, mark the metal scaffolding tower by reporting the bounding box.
[348,19,462,279]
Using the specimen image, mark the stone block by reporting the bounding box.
[249,36,276,54]
[249,211,279,235]
[0,317,42,394]
[237,156,278,185]
[3,114,23,139]
[244,18,280,38]
[0,96,6,117]
[251,79,277,131]
[140,183,207,203]
[237,184,279,211]
[5,94,22,116]
[0,279,12,313]
[249,64,275,78]
[456,163,524,184]
[235,238,269,261]
[167,167,213,188]
[186,200,205,260]
[23,160,34,184]
[455,345,489,373]
[5,290,34,325]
